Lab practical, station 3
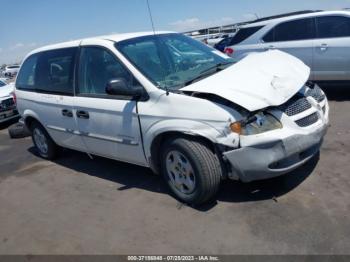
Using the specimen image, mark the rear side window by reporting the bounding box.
[16,54,39,90]
[35,48,77,95]
[316,16,350,38]
[229,26,263,45]
[263,18,315,42]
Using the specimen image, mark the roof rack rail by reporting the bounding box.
[250,10,323,23]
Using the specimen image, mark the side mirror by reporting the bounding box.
[105,78,143,99]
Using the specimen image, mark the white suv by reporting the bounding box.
[15,32,329,204]
[225,11,350,82]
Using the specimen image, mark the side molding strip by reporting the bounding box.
[46,125,139,146]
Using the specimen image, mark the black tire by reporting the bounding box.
[8,122,31,139]
[160,137,222,205]
[30,121,58,160]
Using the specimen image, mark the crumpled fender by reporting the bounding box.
[142,118,240,161]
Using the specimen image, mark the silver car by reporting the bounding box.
[225,11,350,81]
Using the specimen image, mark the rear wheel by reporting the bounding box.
[31,122,58,160]
[160,138,221,205]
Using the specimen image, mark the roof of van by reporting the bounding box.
[28,31,175,55]
[241,10,350,28]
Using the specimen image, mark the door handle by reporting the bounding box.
[62,109,73,117]
[76,110,89,119]
[319,43,328,51]
[264,45,276,50]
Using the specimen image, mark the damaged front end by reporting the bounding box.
[181,50,329,182]
[222,83,329,182]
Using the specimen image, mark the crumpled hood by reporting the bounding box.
[0,83,14,98]
[182,50,310,111]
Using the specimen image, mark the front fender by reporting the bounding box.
[143,119,239,160]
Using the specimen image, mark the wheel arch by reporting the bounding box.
[149,130,218,174]
[22,110,41,130]
[144,119,223,175]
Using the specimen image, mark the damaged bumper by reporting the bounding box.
[223,123,327,183]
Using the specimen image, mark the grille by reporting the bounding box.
[0,98,15,111]
[295,112,319,127]
[306,86,326,102]
[279,97,312,116]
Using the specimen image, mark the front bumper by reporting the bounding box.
[224,125,327,182]
[0,109,19,123]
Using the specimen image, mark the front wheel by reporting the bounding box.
[160,138,222,205]
[31,122,58,160]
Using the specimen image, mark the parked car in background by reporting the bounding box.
[192,34,210,45]
[3,65,21,77]
[0,78,9,86]
[214,35,235,52]
[0,82,18,123]
[224,10,350,82]
[192,33,234,46]
[16,32,328,205]
[206,34,230,47]
[0,79,7,87]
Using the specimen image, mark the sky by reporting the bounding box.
[1,0,350,64]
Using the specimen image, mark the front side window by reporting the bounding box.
[264,18,315,42]
[16,54,39,90]
[35,48,77,95]
[0,81,6,87]
[316,16,350,38]
[77,47,137,95]
[116,33,234,90]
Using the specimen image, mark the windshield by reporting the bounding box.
[0,81,6,87]
[116,33,234,90]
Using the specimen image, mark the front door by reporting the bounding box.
[261,17,315,78]
[74,44,147,166]
[313,15,350,81]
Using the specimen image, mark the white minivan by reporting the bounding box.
[16,32,329,204]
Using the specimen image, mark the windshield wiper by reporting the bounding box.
[183,62,234,87]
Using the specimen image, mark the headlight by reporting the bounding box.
[230,112,282,135]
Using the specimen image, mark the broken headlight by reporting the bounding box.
[230,112,282,135]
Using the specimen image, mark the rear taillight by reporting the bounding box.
[11,92,16,105]
[224,47,234,56]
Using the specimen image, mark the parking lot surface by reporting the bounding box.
[0,86,349,255]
